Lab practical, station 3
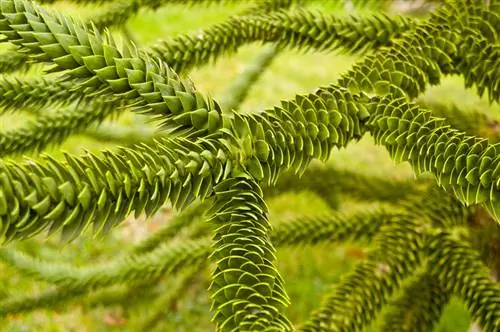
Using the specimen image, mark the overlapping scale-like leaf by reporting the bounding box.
[208,177,292,331]
[379,272,452,332]
[300,216,427,332]
[432,0,499,102]
[456,29,500,104]
[0,77,90,113]
[148,9,415,73]
[367,96,500,222]
[233,85,372,185]
[0,0,224,137]
[339,0,497,100]
[339,20,458,99]
[0,136,230,242]
[426,230,500,331]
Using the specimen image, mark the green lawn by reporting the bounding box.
[1,1,496,331]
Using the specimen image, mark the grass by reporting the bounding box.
[0,1,496,331]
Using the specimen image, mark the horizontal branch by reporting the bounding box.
[0,237,212,289]
[264,162,426,208]
[90,0,295,31]
[0,206,394,294]
[0,136,230,242]
[271,207,395,247]
[0,0,294,75]
[367,96,500,222]
[148,9,415,73]
[0,77,89,114]
[0,100,122,157]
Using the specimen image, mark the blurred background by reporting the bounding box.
[0,1,499,331]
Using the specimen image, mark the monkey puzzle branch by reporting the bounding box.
[0,137,230,242]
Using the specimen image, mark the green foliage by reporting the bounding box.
[264,162,426,208]
[0,77,87,112]
[0,0,499,331]
[301,216,427,332]
[0,98,122,156]
[148,8,415,73]
[380,272,452,332]
[0,50,32,74]
[219,45,280,111]
[426,230,500,331]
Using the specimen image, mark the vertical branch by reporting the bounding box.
[208,176,292,331]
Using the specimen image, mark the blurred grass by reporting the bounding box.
[2,1,497,331]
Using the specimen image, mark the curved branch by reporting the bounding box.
[367,96,500,222]
[208,176,292,330]
[0,237,212,289]
[0,0,225,138]
[147,10,415,74]
[379,271,452,332]
[300,216,428,331]
[426,230,500,331]
[0,207,394,316]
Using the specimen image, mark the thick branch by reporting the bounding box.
[0,137,229,242]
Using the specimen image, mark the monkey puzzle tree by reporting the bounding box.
[0,0,498,331]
